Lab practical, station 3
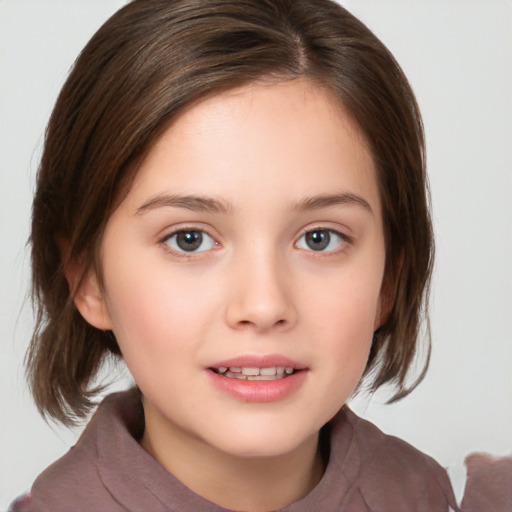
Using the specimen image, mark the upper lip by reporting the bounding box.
[209,354,307,370]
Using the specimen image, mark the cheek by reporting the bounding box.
[100,252,229,374]
[309,266,383,339]
[304,255,384,385]
[311,288,377,414]
[101,260,206,359]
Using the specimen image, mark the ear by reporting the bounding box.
[374,252,404,330]
[374,281,392,330]
[59,237,113,330]
[72,267,113,330]
[374,297,384,331]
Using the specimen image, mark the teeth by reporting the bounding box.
[215,366,296,379]
[242,367,260,376]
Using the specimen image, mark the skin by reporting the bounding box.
[75,79,386,511]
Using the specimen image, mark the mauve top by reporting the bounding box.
[10,388,460,512]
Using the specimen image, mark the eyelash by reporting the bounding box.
[295,228,352,255]
[159,227,219,259]
[159,226,352,258]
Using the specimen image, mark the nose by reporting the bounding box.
[225,248,297,333]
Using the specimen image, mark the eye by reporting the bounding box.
[296,229,346,252]
[163,229,217,253]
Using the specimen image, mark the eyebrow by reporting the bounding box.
[136,193,235,215]
[135,191,373,216]
[291,193,373,214]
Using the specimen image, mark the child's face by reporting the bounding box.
[83,79,385,460]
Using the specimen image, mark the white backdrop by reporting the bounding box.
[1,1,511,508]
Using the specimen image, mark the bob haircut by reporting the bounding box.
[27,0,433,425]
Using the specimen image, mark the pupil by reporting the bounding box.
[176,231,202,251]
[306,230,330,251]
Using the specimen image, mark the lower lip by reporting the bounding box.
[207,369,307,402]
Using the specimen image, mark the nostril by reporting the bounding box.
[235,318,287,330]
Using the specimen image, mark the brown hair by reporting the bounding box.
[27,0,433,425]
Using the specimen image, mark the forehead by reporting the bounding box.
[123,79,379,212]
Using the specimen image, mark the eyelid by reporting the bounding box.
[295,226,353,253]
[158,225,220,256]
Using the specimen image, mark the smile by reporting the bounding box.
[207,355,307,401]
[213,366,296,380]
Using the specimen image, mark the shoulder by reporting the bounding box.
[335,407,459,511]
[8,440,119,512]
[9,390,142,512]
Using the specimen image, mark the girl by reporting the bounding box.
[9,0,465,510]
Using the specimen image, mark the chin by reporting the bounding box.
[203,422,320,460]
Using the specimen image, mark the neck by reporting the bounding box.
[140,406,325,512]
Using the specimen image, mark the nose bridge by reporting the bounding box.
[225,238,296,332]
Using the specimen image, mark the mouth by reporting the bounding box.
[211,366,298,381]
[207,356,307,401]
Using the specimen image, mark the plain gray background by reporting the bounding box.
[1,1,511,508]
